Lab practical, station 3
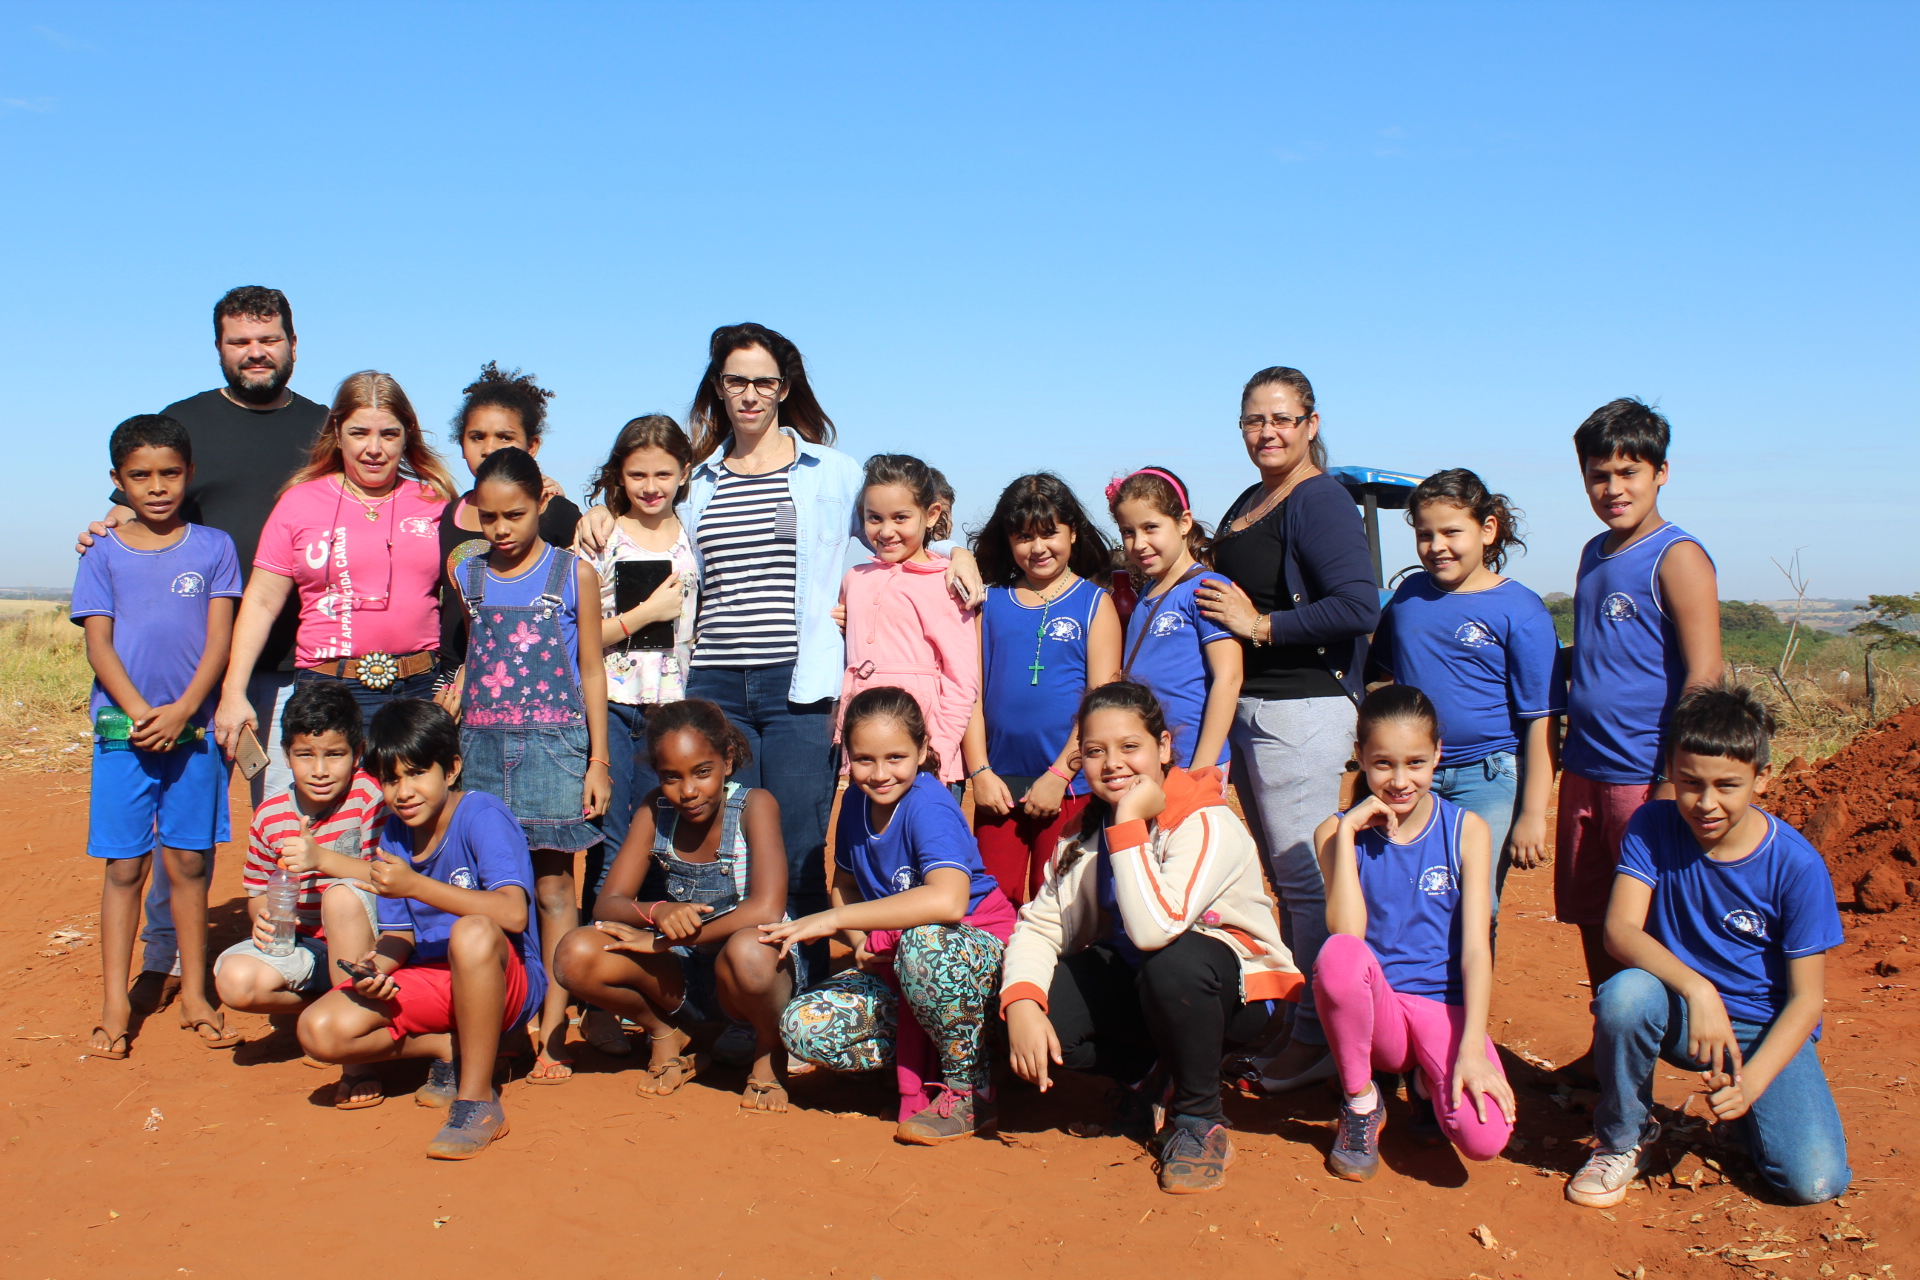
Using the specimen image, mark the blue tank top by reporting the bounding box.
[980,577,1105,793]
[1354,794,1466,1005]
[1561,523,1711,785]
[478,544,582,686]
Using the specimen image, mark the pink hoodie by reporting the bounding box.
[836,553,980,784]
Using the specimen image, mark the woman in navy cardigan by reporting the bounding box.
[1198,366,1379,1093]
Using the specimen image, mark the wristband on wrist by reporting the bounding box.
[966,764,992,780]
[617,615,631,638]
[639,901,657,927]
[1046,764,1073,782]
[588,755,611,767]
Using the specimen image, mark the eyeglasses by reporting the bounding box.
[1240,412,1310,433]
[719,374,784,398]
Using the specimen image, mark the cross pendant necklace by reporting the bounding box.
[1025,573,1076,686]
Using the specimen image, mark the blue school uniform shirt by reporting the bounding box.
[1353,794,1469,1005]
[1616,800,1844,1030]
[1562,523,1711,785]
[70,525,244,727]
[375,791,546,1021]
[1122,572,1234,769]
[980,577,1106,794]
[1367,575,1563,766]
[837,772,1000,912]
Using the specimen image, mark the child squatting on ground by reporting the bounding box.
[298,699,547,1160]
[1312,685,1516,1182]
[772,686,1018,1144]
[1002,680,1300,1195]
[211,681,386,1107]
[1567,682,1851,1207]
[552,698,795,1110]
[77,414,243,1059]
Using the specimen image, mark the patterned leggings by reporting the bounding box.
[780,924,1003,1090]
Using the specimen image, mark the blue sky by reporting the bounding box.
[4,2,1914,600]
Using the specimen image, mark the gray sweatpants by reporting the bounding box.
[1227,693,1357,1045]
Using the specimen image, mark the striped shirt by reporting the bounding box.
[691,462,800,668]
[241,773,386,936]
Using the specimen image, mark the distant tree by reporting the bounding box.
[1720,600,1785,634]
[1545,594,1573,645]
[1851,592,1920,719]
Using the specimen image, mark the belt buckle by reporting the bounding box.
[854,659,876,680]
[357,651,401,691]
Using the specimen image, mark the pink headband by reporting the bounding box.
[1105,467,1190,511]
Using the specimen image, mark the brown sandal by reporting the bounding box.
[181,1016,244,1049]
[739,1078,789,1113]
[87,1028,130,1060]
[334,1070,385,1110]
[637,1052,707,1097]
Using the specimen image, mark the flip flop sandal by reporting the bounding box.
[181,1017,244,1049]
[525,1057,575,1086]
[87,1028,131,1060]
[334,1072,385,1110]
[739,1079,789,1113]
[637,1052,707,1098]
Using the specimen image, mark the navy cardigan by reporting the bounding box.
[1218,472,1380,703]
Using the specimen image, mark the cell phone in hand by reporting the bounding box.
[235,726,270,781]
[335,957,380,983]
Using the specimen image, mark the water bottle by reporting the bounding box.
[264,867,300,959]
[94,706,206,753]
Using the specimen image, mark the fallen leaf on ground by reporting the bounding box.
[432,1216,450,1228]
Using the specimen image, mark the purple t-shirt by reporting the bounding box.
[70,524,243,727]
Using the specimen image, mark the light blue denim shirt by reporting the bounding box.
[679,428,864,705]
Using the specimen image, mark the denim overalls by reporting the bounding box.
[458,547,598,852]
[651,781,757,1012]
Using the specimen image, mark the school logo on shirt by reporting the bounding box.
[1454,620,1494,648]
[170,571,206,597]
[890,866,920,894]
[399,516,438,538]
[1603,592,1638,622]
[1418,866,1457,895]
[1722,909,1769,941]
[1045,617,1083,642]
[450,867,477,890]
[1149,611,1186,637]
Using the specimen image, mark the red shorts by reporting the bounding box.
[974,792,1094,905]
[1553,770,1654,925]
[371,947,532,1042]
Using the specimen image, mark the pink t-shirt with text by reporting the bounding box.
[255,476,445,667]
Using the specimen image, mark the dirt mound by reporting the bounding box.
[1769,703,1920,913]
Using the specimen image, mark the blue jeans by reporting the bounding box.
[585,701,660,907]
[1433,751,1519,926]
[688,662,837,982]
[1594,968,1851,1205]
[293,667,437,728]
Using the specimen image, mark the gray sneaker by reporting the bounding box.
[896,1085,995,1145]
[1566,1121,1661,1207]
[425,1094,509,1160]
[415,1058,458,1109]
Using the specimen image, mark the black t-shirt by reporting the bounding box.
[435,491,584,669]
[1210,491,1346,702]
[111,388,327,672]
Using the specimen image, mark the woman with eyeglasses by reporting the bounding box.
[214,371,458,750]
[580,323,982,993]
[1195,366,1380,1095]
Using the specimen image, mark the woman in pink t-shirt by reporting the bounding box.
[214,371,458,747]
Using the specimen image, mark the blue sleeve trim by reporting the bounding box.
[1616,864,1659,888]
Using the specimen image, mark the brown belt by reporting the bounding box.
[300,650,437,690]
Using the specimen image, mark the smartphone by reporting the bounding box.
[335,957,379,983]
[613,560,677,652]
[235,726,270,781]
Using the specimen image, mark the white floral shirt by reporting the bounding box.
[590,522,697,705]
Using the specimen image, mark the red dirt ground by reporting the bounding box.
[2,765,1914,1280]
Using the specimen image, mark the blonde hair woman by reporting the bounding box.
[214,372,458,750]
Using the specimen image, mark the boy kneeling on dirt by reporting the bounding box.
[1567,683,1850,1208]
[213,682,386,1106]
[299,699,545,1160]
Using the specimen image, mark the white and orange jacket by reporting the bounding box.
[1000,767,1303,1011]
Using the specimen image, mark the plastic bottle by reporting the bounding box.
[264,867,300,959]
[93,706,206,753]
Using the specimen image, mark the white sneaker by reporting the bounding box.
[1566,1121,1661,1207]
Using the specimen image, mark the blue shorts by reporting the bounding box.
[87,739,232,859]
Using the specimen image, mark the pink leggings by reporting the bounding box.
[1312,933,1513,1162]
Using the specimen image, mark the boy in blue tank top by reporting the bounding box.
[1556,399,1722,1083]
[1568,684,1848,1208]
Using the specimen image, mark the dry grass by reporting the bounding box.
[0,610,93,773]
[1734,653,1920,765]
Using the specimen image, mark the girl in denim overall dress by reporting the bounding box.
[552,700,795,1110]
[454,447,611,1083]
